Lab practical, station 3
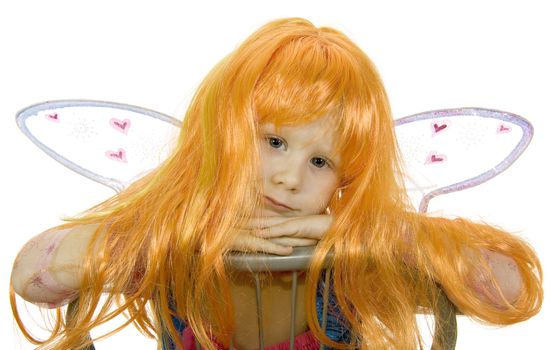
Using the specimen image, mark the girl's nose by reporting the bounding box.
[271,164,302,191]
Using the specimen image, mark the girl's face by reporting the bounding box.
[258,116,340,217]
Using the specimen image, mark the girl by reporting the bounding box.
[10,18,543,350]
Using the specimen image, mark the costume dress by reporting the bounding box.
[163,271,351,350]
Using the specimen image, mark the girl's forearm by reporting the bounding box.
[11,224,100,308]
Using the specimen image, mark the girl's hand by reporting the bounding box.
[251,215,333,241]
[231,230,294,256]
[230,215,333,256]
[233,215,333,255]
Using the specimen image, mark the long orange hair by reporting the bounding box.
[12,18,542,350]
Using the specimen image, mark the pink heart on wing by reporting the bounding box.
[109,118,131,134]
[432,122,448,133]
[46,113,59,122]
[497,123,511,134]
[425,151,447,164]
[105,148,127,163]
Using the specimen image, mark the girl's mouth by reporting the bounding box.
[264,196,294,211]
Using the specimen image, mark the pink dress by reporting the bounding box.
[181,326,319,350]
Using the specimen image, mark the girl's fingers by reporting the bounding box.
[269,237,318,247]
[256,215,332,240]
[237,215,333,243]
[231,232,293,256]
[258,223,302,238]
[244,216,294,229]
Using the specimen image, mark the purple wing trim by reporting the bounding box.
[395,108,533,213]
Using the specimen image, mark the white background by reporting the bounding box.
[1,1,549,349]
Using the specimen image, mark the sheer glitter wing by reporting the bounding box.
[16,100,181,192]
[394,108,533,212]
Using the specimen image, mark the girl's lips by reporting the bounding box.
[264,196,294,211]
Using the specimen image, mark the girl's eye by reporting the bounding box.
[311,157,328,168]
[267,137,284,149]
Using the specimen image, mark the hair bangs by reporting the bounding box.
[254,35,356,127]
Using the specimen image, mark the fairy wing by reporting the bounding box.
[394,108,533,213]
[17,102,533,210]
[16,100,182,193]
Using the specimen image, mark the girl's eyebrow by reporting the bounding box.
[259,123,278,133]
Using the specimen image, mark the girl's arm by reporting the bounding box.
[248,215,525,307]
[259,215,526,308]
[11,224,102,308]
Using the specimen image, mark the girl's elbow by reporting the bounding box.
[11,267,78,308]
[11,227,80,308]
[10,269,29,301]
[471,249,523,308]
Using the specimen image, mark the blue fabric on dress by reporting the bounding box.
[162,293,188,350]
[315,270,351,345]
